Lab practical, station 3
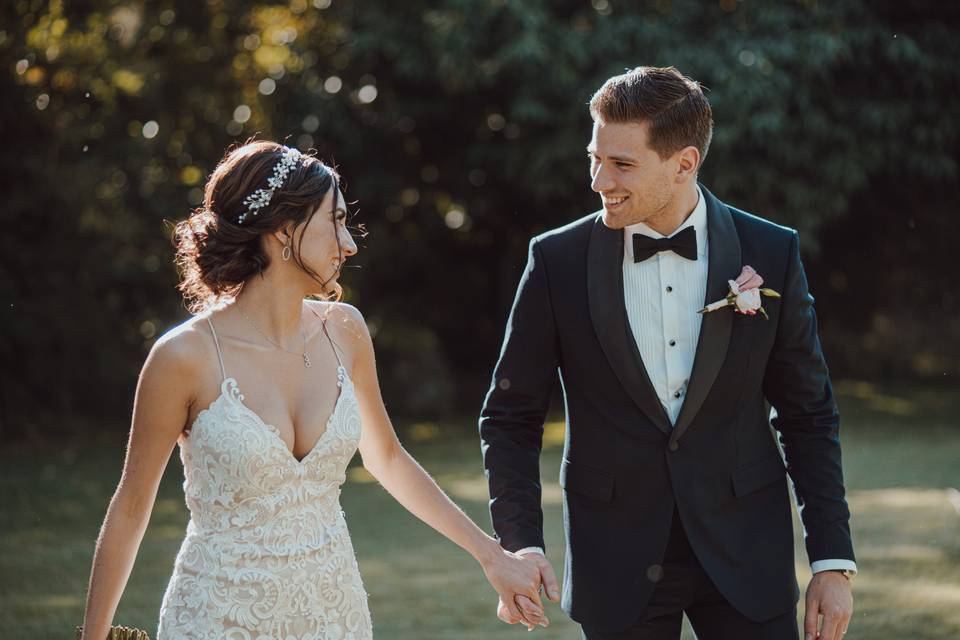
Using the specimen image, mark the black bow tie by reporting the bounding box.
[632,226,698,262]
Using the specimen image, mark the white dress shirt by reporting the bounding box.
[517,187,856,576]
[623,186,708,424]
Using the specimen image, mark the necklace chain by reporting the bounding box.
[237,299,312,368]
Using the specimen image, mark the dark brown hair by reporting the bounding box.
[173,140,343,314]
[589,66,713,165]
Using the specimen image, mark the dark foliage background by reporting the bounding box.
[2,0,957,438]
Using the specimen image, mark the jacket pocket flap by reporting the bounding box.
[560,459,615,502]
[732,455,786,498]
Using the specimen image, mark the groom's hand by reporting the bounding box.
[481,548,549,628]
[804,571,853,640]
[495,553,560,629]
[518,552,561,603]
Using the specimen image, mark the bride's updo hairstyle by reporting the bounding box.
[174,140,342,314]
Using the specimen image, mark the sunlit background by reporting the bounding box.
[2,1,958,638]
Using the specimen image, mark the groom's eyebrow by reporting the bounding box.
[586,146,637,163]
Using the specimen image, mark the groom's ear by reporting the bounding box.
[675,145,701,181]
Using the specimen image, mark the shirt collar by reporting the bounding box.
[623,185,708,260]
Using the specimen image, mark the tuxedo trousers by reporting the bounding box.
[580,508,799,640]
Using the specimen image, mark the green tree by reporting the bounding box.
[2,0,956,436]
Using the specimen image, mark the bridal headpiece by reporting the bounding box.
[237,146,303,224]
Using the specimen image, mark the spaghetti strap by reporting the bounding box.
[320,318,345,369]
[308,303,345,369]
[206,317,227,380]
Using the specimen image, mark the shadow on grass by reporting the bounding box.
[1,380,957,639]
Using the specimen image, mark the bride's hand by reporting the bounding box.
[481,548,548,628]
[498,594,550,630]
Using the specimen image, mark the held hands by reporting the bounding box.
[481,546,552,629]
[492,553,560,631]
[804,571,853,640]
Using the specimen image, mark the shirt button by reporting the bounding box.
[674,391,682,399]
[669,339,676,347]
[666,286,673,292]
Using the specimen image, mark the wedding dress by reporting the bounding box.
[157,316,372,639]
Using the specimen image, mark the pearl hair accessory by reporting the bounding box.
[237,146,302,224]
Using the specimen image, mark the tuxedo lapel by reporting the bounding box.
[672,187,741,443]
[587,214,672,435]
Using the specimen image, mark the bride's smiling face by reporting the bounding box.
[286,186,357,292]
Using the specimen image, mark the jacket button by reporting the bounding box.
[646,564,664,582]
[668,441,679,452]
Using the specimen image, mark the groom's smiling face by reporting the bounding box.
[588,120,683,231]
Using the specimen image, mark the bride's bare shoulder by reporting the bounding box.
[305,300,370,345]
[143,314,216,379]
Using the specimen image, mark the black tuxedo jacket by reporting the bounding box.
[480,186,854,632]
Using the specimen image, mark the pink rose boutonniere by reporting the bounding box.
[698,265,781,320]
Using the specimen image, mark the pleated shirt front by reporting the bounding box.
[622,187,709,425]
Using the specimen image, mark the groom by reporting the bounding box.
[479,66,855,639]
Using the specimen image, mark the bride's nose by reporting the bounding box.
[340,228,358,257]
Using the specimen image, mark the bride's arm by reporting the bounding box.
[341,305,548,627]
[79,330,198,640]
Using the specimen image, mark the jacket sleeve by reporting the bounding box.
[763,230,855,565]
[479,238,559,552]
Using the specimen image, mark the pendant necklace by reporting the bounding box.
[237,299,311,368]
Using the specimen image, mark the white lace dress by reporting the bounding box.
[157,318,372,639]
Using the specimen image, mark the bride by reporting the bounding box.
[79,140,550,639]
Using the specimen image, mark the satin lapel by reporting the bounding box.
[587,214,672,435]
[672,187,741,442]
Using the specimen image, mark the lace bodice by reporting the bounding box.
[157,316,372,639]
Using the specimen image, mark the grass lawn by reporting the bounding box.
[1,379,958,639]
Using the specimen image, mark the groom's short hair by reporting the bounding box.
[589,66,713,165]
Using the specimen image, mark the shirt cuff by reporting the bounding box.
[811,559,858,575]
[515,546,545,556]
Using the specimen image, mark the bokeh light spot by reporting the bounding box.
[444,208,466,230]
[324,76,343,94]
[358,84,378,104]
[139,320,157,339]
[591,0,612,15]
[296,134,314,150]
[468,169,487,186]
[233,104,252,123]
[258,78,276,95]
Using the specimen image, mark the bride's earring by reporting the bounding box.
[282,243,292,262]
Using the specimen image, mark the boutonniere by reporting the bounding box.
[698,265,781,320]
